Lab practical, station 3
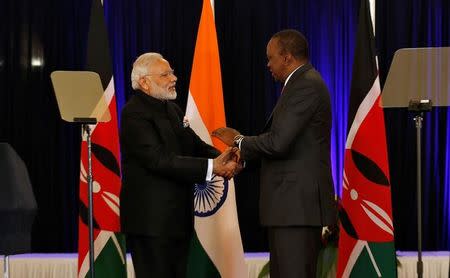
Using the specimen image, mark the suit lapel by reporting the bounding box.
[263,108,275,131]
[262,63,313,131]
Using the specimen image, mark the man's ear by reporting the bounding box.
[283,54,293,65]
[138,78,149,91]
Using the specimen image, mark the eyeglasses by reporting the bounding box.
[144,69,175,79]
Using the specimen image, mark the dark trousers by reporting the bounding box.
[268,226,322,278]
[128,234,191,278]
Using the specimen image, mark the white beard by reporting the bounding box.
[150,80,177,100]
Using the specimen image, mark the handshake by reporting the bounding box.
[212,147,242,180]
[211,127,244,180]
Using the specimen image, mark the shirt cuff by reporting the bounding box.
[206,159,213,181]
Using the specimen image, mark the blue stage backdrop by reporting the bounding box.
[104,0,359,199]
[0,0,448,252]
[103,0,358,250]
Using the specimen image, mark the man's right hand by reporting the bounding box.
[213,147,240,179]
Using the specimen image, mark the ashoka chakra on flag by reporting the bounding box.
[194,174,228,217]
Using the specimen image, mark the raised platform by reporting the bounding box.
[1,251,449,277]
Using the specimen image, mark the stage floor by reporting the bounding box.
[1,251,449,277]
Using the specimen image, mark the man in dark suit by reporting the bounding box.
[213,29,337,277]
[120,52,240,278]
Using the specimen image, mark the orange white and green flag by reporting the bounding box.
[185,0,247,277]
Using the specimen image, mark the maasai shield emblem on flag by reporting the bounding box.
[337,0,397,277]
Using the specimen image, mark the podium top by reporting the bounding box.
[50,71,111,123]
[382,47,450,108]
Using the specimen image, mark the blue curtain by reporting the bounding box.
[104,0,359,250]
[378,0,450,250]
[0,0,90,252]
[1,0,448,252]
[261,0,360,197]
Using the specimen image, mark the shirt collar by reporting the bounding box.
[284,64,304,87]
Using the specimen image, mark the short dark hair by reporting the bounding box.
[272,29,309,60]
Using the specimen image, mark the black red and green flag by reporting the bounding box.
[78,0,126,277]
[337,0,397,277]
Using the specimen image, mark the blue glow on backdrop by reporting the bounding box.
[104,0,450,250]
[1,0,449,253]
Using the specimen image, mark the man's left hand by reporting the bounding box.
[211,127,241,146]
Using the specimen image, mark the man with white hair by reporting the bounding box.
[120,53,239,278]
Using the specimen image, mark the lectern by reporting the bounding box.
[382,47,450,278]
[51,71,111,278]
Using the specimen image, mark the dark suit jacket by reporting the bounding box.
[241,63,337,227]
[119,91,219,238]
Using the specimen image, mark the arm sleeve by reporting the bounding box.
[242,83,320,160]
[121,111,209,184]
[172,103,220,158]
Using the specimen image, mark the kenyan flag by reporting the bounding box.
[337,0,397,277]
[77,0,126,277]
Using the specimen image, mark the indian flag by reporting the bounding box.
[185,0,247,277]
